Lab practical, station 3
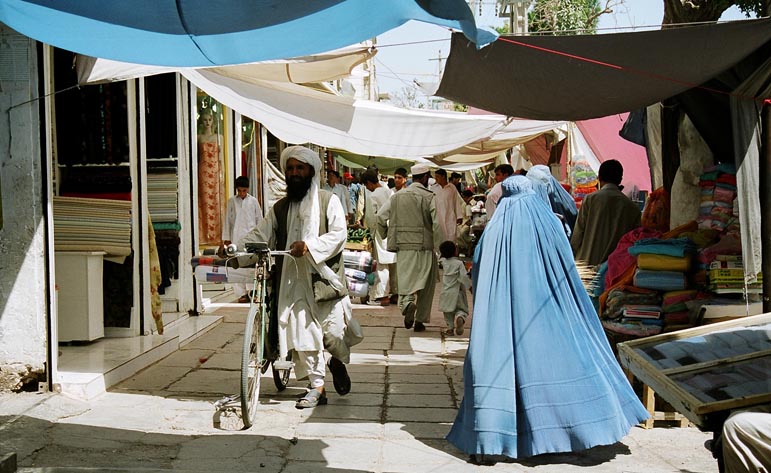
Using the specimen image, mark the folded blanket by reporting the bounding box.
[637,253,691,272]
[628,237,696,257]
[634,269,687,291]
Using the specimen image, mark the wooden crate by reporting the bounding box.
[618,312,771,431]
[345,241,369,251]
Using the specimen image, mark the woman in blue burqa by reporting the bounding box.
[447,175,648,462]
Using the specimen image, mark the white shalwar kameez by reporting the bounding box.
[243,196,350,387]
[434,184,464,243]
[223,193,262,296]
[239,146,358,389]
[364,185,395,299]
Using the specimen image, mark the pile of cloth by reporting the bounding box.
[698,163,738,233]
[570,160,598,208]
[599,223,709,338]
[343,250,376,300]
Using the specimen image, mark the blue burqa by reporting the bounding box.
[446,176,648,459]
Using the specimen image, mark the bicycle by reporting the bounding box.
[213,242,294,429]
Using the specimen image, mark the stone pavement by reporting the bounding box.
[0,288,719,472]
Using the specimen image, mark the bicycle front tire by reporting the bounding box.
[240,285,264,429]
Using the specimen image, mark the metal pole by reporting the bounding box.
[760,101,771,312]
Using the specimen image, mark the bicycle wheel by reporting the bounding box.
[240,280,265,429]
[272,354,293,391]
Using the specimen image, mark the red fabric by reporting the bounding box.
[576,114,651,192]
[604,226,662,289]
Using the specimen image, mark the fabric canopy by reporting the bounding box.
[181,69,511,159]
[436,18,771,120]
[76,46,378,85]
[1,0,496,66]
[436,118,568,160]
[576,114,651,193]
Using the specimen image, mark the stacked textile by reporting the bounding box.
[343,250,376,299]
[707,255,762,294]
[697,164,738,234]
[661,289,699,326]
[630,237,694,292]
[601,286,664,337]
[53,196,132,257]
[570,161,598,208]
[147,167,178,223]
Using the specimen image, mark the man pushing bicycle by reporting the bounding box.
[237,145,362,409]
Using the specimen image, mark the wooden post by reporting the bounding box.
[760,101,771,312]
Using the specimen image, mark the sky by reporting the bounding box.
[374,0,754,100]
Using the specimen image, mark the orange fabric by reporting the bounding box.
[641,187,670,232]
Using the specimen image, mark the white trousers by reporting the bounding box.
[722,405,771,473]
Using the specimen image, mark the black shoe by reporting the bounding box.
[327,357,351,395]
[402,301,416,329]
[414,322,426,332]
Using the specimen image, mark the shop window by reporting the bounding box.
[196,93,226,246]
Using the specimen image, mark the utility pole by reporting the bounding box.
[497,0,532,34]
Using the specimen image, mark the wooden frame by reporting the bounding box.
[618,313,771,431]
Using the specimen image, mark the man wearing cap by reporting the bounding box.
[238,146,363,409]
[377,164,444,332]
[323,169,353,224]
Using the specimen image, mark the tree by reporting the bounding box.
[388,86,425,109]
[663,0,770,24]
[528,0,622,34]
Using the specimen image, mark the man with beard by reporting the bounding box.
[377,164,443,332]
[238,146,362,409]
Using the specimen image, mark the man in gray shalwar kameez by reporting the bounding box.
[376,163,444,332]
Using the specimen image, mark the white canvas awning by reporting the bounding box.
[181,69,511,159]
[76,46,377,85]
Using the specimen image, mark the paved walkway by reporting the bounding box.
[1,287,718,472]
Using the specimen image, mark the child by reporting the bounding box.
[438,241,471,336]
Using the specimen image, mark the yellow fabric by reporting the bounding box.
[148,217,164,334]
[636,253,691,272]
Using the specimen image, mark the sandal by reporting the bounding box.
[237,294,250,303]
[295,388,327,409]
[328,357,351,396]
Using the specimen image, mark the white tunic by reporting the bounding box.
[364,186,396,265]
[434,184,464,243]
[240,195,348,360]
[222,194,262,243]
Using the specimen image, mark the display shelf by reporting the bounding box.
[618,313,771,431]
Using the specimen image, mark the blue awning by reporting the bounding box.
[0,0,496,66]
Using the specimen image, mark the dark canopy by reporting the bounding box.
[436,18,771,121]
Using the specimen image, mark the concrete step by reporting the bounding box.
[56,315,222,401]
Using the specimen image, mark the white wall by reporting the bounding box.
[0,26,47,390]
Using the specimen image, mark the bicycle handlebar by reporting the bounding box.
[223,243,292,259]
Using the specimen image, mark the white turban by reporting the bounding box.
[279,145,344,291]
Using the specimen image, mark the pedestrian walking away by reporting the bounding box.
[447,175,649,463]
[377,163,444,333]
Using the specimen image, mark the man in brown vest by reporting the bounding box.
[239,146,362,409]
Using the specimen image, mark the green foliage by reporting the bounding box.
[733,0,770,16]
[528,0,604,35]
